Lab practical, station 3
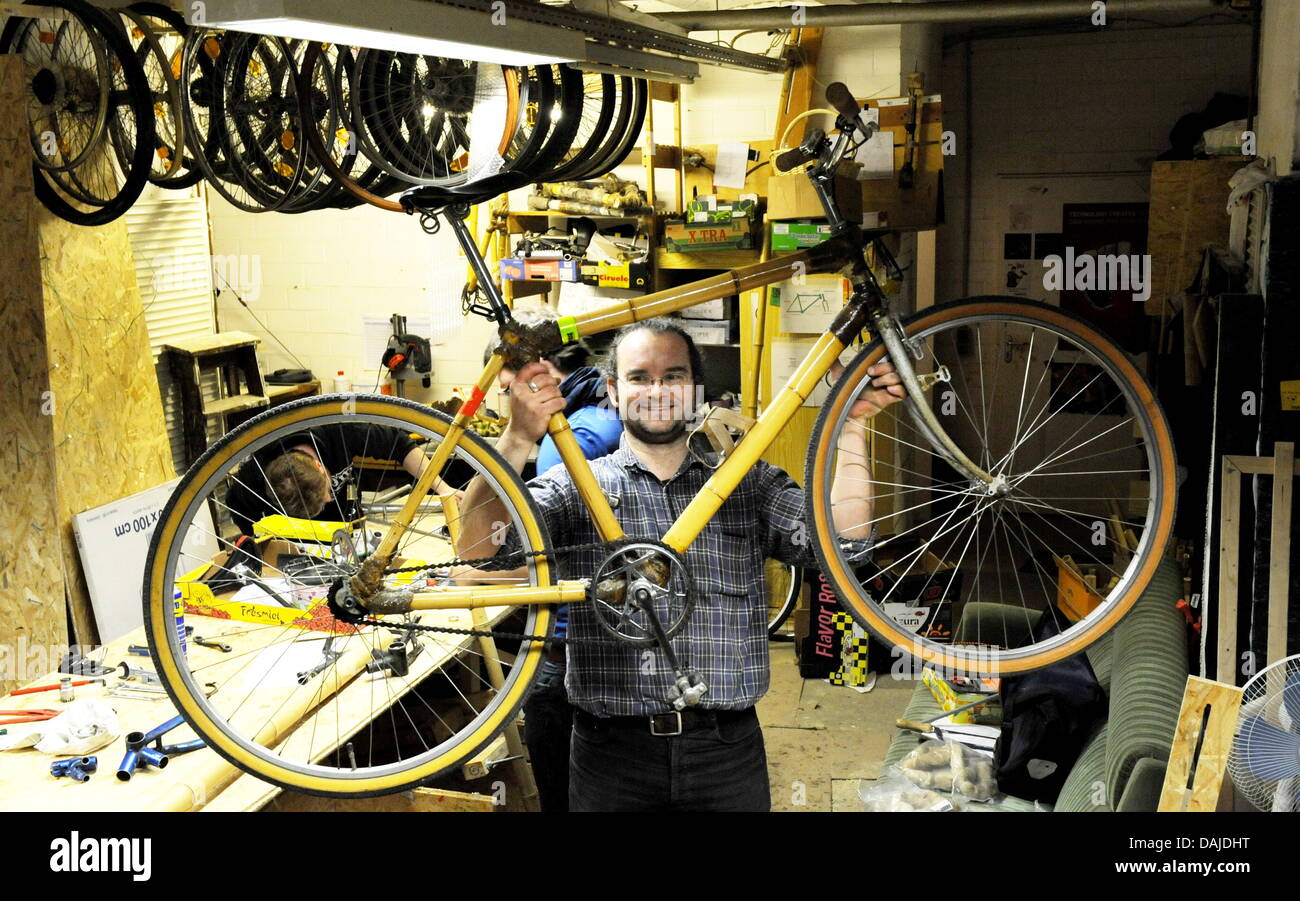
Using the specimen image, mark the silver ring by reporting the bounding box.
[527,380,540,393]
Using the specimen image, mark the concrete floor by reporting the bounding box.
[759,642,915,812]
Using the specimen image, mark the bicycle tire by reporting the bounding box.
[806,297,1176,677]
[576,76,646,179]
[540,71,615,184]
[143,394,556,797]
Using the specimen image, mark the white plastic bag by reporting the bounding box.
[0,699,120,755]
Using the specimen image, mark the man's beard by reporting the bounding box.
[622,415,686,445]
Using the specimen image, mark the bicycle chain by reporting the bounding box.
[356,538,641,647]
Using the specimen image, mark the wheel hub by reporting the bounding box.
[31,68,58,106]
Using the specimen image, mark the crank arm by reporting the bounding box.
[630,589,708,710]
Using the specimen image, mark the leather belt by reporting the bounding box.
[574,706,755,737]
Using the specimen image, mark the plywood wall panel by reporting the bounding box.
[0,55,66,694]
[37,207,174,644]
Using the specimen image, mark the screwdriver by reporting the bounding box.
[9,678,106,696]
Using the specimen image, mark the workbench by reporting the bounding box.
[0,524,525,812]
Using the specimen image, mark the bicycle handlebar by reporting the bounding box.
[825,82,862,121]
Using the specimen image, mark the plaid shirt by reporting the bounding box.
[505,435,875,717]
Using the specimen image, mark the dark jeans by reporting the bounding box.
[568,707,771,812]
[522,659,574,812]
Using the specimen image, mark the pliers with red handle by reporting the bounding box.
[0,708,60,725]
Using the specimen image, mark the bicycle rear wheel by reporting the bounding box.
[806,298,1176,677]
[143,394,555,797]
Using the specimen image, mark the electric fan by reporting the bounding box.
[1227,655,1300,812]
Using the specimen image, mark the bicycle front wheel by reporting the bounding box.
[807,298,1176,677]
[143,394,555,797]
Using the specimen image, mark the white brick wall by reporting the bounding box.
[937,23,1255,303]
[208,196,498,405]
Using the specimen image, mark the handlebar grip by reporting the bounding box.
[774,146,813,173]
[826,82,862,121]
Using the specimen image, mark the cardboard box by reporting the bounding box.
[865,548,961,642]
[680,294,735,320]
[664,219,754,252]
[680,320,736,345]
[579,260,651,292]
[686,196,759,225]
[771,221,834,252]
[766,171,863,223]
[500,258,582,282]
[797,569,845,678]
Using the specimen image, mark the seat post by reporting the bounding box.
[444,205,512,326]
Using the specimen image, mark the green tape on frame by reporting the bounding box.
[557,315,580,344]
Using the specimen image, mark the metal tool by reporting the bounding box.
[0,708,60,725]
[10,678,105,696]
[59,651,112,677]
[192,636,232,653]
[127,645,151,656]
[118,662,162,685]
[921,692,999,724]
[107,687,166,702]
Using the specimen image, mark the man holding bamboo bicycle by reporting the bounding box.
[461,318,904,811]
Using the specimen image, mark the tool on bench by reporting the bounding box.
[107,686,166,701]
[51,756,97,782]
[192,635,232,653]
[118,662,162,685]
[117,715,205,781]
[10,678,105,696]
[127,645,151,656]
[59,652,112,677]
[0,708,60,725]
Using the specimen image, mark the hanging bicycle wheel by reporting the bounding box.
[573,75,646,179]
[125,2,203,189]
[350,51,514,187]
[540,71,615,183]
[294,41,406,213]
[143,394,556,797]
[806,298,1176,677]
[210,31,307,212]
[5,0,155,226]
[0,5,109,173]
[179,28,237,200]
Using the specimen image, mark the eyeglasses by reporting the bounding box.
[620,372,690,388]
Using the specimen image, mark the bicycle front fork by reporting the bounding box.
[867,306,1007,495]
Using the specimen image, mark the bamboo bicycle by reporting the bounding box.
[143,82,1175,797]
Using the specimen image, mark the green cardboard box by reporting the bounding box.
[664,219,754,253]
[771,221,833,252]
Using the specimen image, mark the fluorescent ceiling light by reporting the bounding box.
[192,0,587,66]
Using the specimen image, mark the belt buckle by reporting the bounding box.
[649,711,682,737]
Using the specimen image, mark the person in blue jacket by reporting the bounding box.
[481,308,621,812]
[487,321,622,475]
